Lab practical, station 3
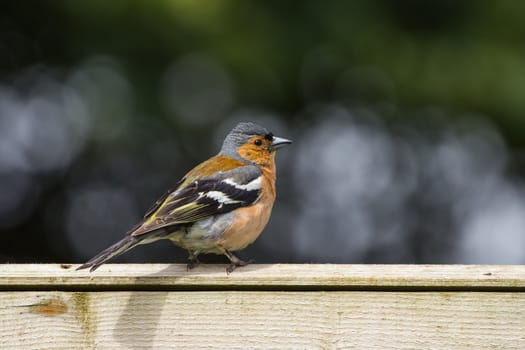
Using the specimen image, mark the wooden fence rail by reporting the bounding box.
[0,264,524,349]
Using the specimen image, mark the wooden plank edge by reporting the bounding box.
[0,264,524,292]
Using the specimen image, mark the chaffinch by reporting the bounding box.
[77,122,292,273]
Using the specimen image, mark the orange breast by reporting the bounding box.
[217,162,276,251]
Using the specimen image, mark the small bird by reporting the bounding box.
[77,122,292,273]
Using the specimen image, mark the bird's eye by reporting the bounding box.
[254,139,262,146]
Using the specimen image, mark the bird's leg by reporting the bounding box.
[186,251,200,271]
[224,250,254,274]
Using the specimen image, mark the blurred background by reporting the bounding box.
[1,1,525,265]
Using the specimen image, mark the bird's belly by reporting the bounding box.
[168,201,273,254]
[217,202,272,251]
[169,214,235,254]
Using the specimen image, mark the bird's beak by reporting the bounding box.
[271,136,292,151]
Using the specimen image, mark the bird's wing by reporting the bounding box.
[141,184,181,220]
[131,164,262,237]
[139,155,247,221]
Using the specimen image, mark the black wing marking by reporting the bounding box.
[156,165,261,222]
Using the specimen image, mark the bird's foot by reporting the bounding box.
[226,259,255,274]
[186,254,200,271]
[224,250,254,274]
[186,261,200,271]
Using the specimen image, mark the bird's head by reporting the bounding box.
[220,122,292,165]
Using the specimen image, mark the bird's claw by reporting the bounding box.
[226,258,255,274]
[186,258,200,271]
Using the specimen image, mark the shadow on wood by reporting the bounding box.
[1,264,525,349]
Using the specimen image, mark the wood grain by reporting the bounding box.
[1,264,524,349]
[1,291,524,349]
[0,264,524,291]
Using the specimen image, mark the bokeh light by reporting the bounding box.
[2,1,525,265]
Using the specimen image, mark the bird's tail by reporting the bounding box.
[76,235,141,272]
